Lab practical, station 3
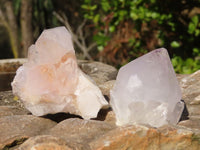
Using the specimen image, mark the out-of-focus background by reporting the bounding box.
[0,0,200,74]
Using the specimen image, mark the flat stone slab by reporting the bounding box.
[178,119,200,130]
[78,60,117,86]
[0,91,24,108]
[0,59,200,149]
[90,125,200,150]
[0,115,57,149]
[44,118,116,149]
[17,135,72,150]
[179,70,200,117]
[0,106,30,117]
[179,70,200,104]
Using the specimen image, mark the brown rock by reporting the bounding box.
[103,110,116,124]
[179,71,200,89]
[17,135,72,150]
[0,106,30,117]
[179,70,200,117]
[180,70,200,103]
[0,91,24,107]
[95,108,116,124]
[0,91,31,118]
[0,59,26,91]
[45,118,116,150]
[176,74,189,83]
[186,104,200,116]
[0,59,26,72]
[0,115,57,149]
[78,60,117,85]
[0,60,200,150]
[90,125,200,150]
[99,80,115,97]
[178,119,200,130]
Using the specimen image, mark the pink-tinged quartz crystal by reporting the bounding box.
[110,48,184,127]
[12,26,108,119]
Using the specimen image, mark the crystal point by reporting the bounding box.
[110,48,184,127]
[12,26,108,119]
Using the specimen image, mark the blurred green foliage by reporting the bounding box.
[81,0,200,73]
[1,0,200,73]
[172,56,200,74]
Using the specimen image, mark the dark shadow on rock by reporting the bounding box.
[42,113,82,123]
[179,100,189,122]
[92,107,112,121]
[3,137,28,149]
[0,72,15,91]
[104,95,110,103]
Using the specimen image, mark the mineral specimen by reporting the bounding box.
[110,48,184,127]
[12,26,108,119]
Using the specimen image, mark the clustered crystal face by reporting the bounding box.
[110,48,184,127]
[12,26,183,127]
[12,27,108,119]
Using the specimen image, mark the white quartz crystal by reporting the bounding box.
[12,26,108,119]
[110,48,184,127]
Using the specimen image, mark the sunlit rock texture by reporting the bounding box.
[12,26,108,119]
[110,48,184,127]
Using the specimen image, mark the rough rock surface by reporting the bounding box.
[17,135,72,150]
[78,60,117,86]
[0,60,200,149]
[0,106,29,117]
[44,118,116,149]
[99,80,115,97]
[179,70,200,117]
[90,125,200,150]
[0,91,24,108]
[178,119,200,130]
[0,115,57,149]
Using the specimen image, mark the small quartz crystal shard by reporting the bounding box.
[12,26,108,119]
[110,48,184,127]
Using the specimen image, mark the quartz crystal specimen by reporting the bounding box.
[110,48,184,127]
[12,26,108,119]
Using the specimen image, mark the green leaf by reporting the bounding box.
[119,0,125,3]
[171,57,178,67]
[188,23,196,34]
[193,48,200,56]
[128,38,136,46]
[84,14,92,19]
[192,15,199,27]
[97,45,104,51]
[171,41,180,48]
[101,0,110,12]
[195,29,200,36]
[84,0,91,3]
[109,26,115,32]
[151,12,158,19]
[130,12,138,20]
[93,14,100,24]
[93,33,110,46]
[182,66,192,74]
[90,5,97,10]
[168,22,175,31]
[81,4,89,10]
[185,58,194,65]
[118,10,128,21]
